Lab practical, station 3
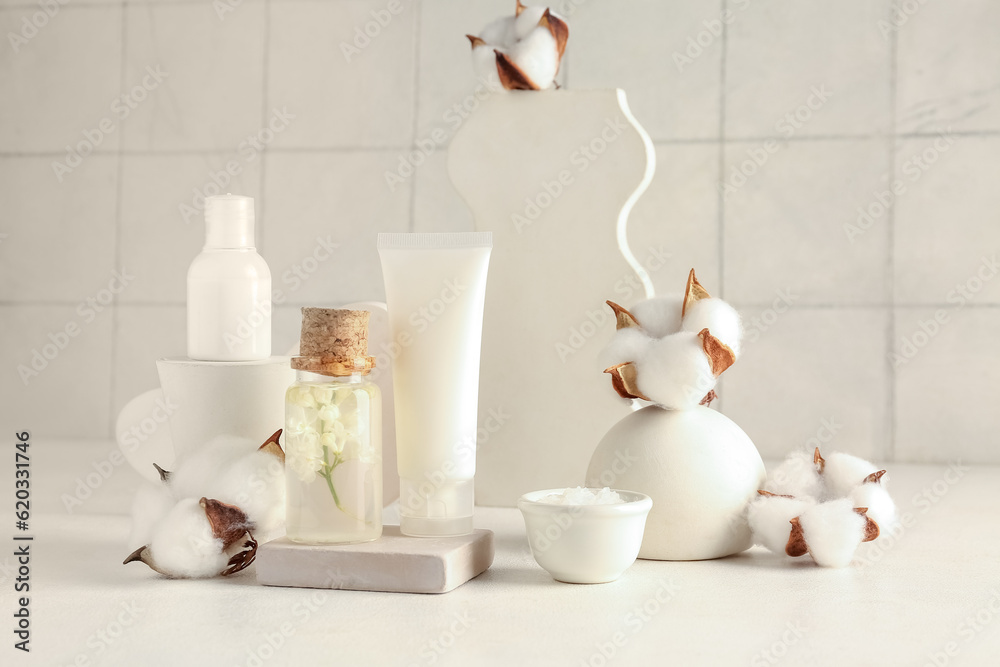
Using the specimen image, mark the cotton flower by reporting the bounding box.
[125,430,285,578]
[748,447,895,567]
[124,497,257,579]
[602,269,741,409]
[466,1,568,91]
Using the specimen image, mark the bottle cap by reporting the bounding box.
[204,194,255,249]
[399,478,475,537]
[291,307,376,376]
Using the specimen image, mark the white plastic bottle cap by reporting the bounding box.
[398,478,475,537]
[204,194,255,249]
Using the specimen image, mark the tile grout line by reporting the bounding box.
[886,10,899,463]
[107,0,129,439]
[8,300,1000,309]
[406,0,423,234]
[258,0,271,252]
[715,0,728,412]
[2,128,997,161]
[717,0,728,301]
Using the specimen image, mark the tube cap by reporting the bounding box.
[399,478,474,537]
[204,194,255,249]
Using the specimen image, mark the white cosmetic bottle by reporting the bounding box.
[187,194,271,361]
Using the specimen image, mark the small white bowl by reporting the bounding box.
[517,489,653,584]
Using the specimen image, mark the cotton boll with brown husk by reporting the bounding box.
[206,445,286,542]
[124,497,258,579]
[762,448,824,499]
[821,450,882,499]
[747,492,816,555]
[155,430,286,540]
[631,331,717,410]
[851,479,897,530]
[466,1,568,91]
[789,499,879,568]
[601,269,738,409]
[680,298,742,357]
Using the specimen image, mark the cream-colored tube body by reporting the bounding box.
[377,232,492,537]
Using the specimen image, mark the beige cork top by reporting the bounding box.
[291,307,376,376]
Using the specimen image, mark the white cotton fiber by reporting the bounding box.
[600,327,652,369]
[128,482,175,551]
[634,331,716,409]
[764,449,824,499]
[167,435,256,501]
[148,498,228,579]
[851,483,896,531]
[508,28,558,90]
[203,449,286,542]
[822,451,880,499]
[629,296,684,338]
[681,298,743,357]
[748,495,814,555]
[798,499,865,568]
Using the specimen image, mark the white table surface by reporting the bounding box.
[7,440,1000,666]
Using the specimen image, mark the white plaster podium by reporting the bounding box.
[448,89,656,506]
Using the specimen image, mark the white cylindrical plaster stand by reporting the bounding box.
[156,357,295,460]
[448,89,655,506]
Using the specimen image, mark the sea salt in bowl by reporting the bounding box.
[517,487,653,584]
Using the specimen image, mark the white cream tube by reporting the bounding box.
[377,232,492,537]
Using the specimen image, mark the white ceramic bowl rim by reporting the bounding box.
[518,488,652,515]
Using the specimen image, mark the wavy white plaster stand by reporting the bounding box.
[448,89,655,506]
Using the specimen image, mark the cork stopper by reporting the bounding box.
[291,307,376,376]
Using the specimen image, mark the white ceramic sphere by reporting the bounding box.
[586,406,765,560]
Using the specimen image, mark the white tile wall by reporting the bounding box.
[2,0,999,465]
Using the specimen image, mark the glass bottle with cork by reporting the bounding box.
[284,308,382,544]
